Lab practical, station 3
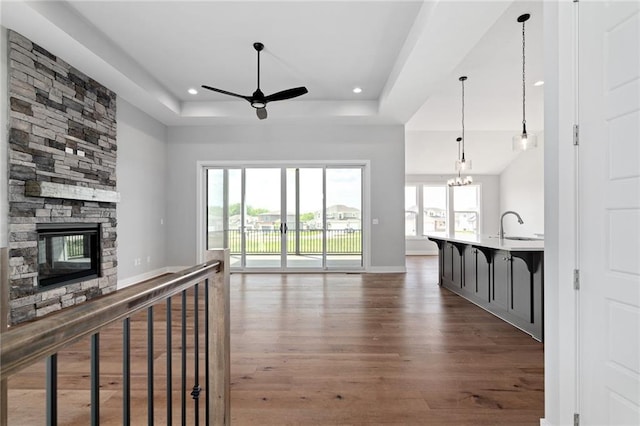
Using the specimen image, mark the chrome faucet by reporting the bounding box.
[500,211,524,239]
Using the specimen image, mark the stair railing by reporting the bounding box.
[0,248,230,425]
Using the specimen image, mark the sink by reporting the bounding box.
[486,235,543,241]
[504,236,543,241]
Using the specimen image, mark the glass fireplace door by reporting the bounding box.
[37,224,99,287]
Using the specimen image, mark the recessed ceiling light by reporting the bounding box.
[533,80,544,87]
[188,88,198,95]
[352,87,362,94]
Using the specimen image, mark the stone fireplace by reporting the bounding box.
[7,30,118,324]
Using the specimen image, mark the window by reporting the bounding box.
[423,186,447,234]
[404,183,480,237]
[453,185,480,235]
[405,186,418,236]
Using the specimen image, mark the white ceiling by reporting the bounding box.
[1,0,544,174]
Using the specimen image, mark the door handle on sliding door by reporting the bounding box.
[284,223,288,234]
[279,223,283,233]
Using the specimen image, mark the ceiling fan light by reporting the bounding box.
[251,101,266,109]
[512,131,538,151]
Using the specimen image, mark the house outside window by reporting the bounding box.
[453,185,480,235]
[423,186,447,234]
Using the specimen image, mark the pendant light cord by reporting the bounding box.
[462,78,465,160]
[521,19,526,131]
[459,76,467,161]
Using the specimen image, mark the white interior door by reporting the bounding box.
[578,2,640,424]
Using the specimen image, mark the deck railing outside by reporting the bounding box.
[0,248,230,425]
[225,228,362,254]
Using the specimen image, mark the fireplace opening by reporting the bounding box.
[37,223,101,288]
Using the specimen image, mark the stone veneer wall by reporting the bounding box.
[7,30,118,324]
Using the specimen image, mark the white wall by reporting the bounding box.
[116,98,168,286]
[405,174,500,254]
[165,124,406,271]
[499,136,544,237]
[1,28,8,248]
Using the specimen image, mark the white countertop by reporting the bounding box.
[425,233,544,252]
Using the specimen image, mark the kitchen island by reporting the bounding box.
[427,233,544,341]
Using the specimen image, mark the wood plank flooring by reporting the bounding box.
[6,256,544,425]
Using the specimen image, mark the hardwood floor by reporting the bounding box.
[229,256,543,425]
[6,256,544,425]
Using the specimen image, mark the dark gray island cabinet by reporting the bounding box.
[428,234,544,341]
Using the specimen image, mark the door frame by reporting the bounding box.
[195,160,371,272]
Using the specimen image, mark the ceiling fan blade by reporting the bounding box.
[264,86,308,103]
[256,107,268,120]
[201,85,251,101]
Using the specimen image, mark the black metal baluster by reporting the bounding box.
[91,333,100,425]
[191,283,201,425]
[181,291,187,426]
[204,280,210,426]
[46,354,57,426]
[123,317,131,426]
[166,297,173,426]
[147,306,154,426]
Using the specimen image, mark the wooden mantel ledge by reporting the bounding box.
[25,181,120,203]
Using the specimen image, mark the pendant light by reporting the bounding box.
[447,137,474,186]
[513,13,538,151]
[448,76,473,187]
[455,76,472,171]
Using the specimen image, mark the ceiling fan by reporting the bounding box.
[201,42,308,120]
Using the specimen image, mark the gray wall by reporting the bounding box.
[166,124,406,271]
[116,98,168,282]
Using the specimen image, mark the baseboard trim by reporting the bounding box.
[117,266,185,290]
[406,251,438,256]
[540,419,551,426]
[367,266,406,273]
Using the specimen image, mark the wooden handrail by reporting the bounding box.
[0,259,221,381]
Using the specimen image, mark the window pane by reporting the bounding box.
[423,186,447,235]
[453,185,480,235]
[453,185,479,211]
[207,169,224,249]
[454,211,478,234]
[326,167,363,268]
[405,186,417,236]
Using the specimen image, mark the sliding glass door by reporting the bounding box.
[244,168,282,268]
[206,164,363,271]
[285,167,324,268]
[325,168,362,268]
